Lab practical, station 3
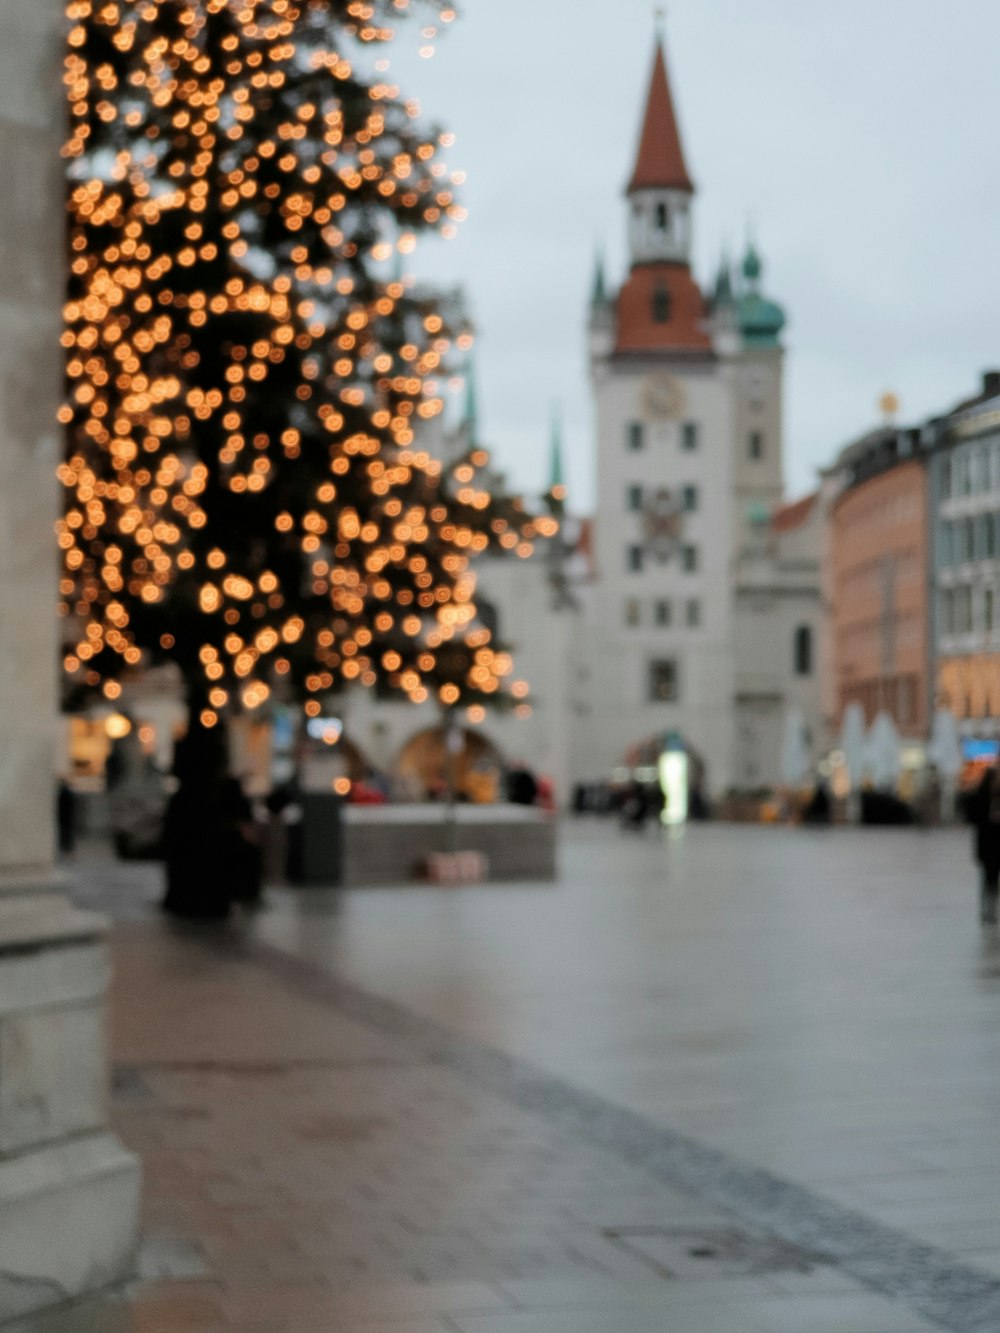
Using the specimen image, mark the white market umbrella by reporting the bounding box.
[839,702,867,789]
[866,711,902,789]
[928,708,962,781]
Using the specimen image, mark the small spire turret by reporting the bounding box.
[548,407,566,496]
[461,357,479,444]
[590,249,608,308]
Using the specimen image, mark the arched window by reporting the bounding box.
[794,625,813,676]
[655,201,669,232]
[652,285,671,324]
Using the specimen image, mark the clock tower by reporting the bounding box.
[577,29,780,795]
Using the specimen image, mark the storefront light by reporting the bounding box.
[104,713,132,740]
[658,750,689,825]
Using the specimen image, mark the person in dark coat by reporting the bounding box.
[218,775,263,907]
[506,766,538,806]
[57,779,77,855]
[802,780,832,826]
[161,732,231,920]
[620,781,649,831]
[966,764,1000,923]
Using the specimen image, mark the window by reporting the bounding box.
[940,457,952,499]
[941,588,954,635]
[627,484,643,512]
[654,599,672,627]
[624,598,640,627]
[627,545,644,573]
[957,453,971,496]
[939,521,953,567]
[686,599,701,628]
[654,201,669,232]
[964,517,976,562]
[627,421,644,451]
[648,659,679,703]
[986,588,995,633]
[748,431,765,460]
[794,624,813,676]
[682,484,698,513]
[958,586,973,633]
[981,445,997,493]
[682,421,699,451]
[652,286,671,323]
[899,676,914,726]
[681,544,698,573]
[978,513,992,560]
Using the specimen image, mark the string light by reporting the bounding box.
[60,0,552,728]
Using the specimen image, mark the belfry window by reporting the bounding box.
[655,201,670,232]
[652,285,671,324]
[794,625,813,676]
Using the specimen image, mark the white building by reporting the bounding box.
[565,34,822,796]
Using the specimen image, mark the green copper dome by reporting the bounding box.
[738,242,785,348]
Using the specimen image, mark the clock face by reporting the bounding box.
[643,487,684,563]
[644,373,686,421]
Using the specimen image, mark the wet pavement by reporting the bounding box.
[19,820,1000,1331]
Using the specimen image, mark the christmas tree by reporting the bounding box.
[60,0,553,746]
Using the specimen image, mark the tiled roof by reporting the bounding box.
[614,264,711,354]
[771,492,818,533]
[628,41,694,194]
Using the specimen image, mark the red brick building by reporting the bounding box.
[828,429,931,738]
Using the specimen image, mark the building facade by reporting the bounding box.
[931,374,1000,737]
[732,494,824,788]
[571,36,820,794]
[826,427,931,741]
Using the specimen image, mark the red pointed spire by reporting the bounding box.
[628,39,694,195]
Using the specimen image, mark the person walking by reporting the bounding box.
[966,764,1000,923]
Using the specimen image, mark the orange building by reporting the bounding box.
[828,429,930,737]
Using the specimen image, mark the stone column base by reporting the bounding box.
[0,1132,139,1321]
[0,893,141,1324]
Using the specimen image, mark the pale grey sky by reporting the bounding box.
[386,0,1000,509]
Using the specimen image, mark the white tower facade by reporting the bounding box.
[572,36,799,798]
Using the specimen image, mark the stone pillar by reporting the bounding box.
[0,0,141,1320]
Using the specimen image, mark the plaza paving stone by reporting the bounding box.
[17,821,1000,1331]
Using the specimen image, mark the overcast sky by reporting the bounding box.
[385,0,1000,509]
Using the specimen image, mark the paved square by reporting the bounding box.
[21,822,1000,1331]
